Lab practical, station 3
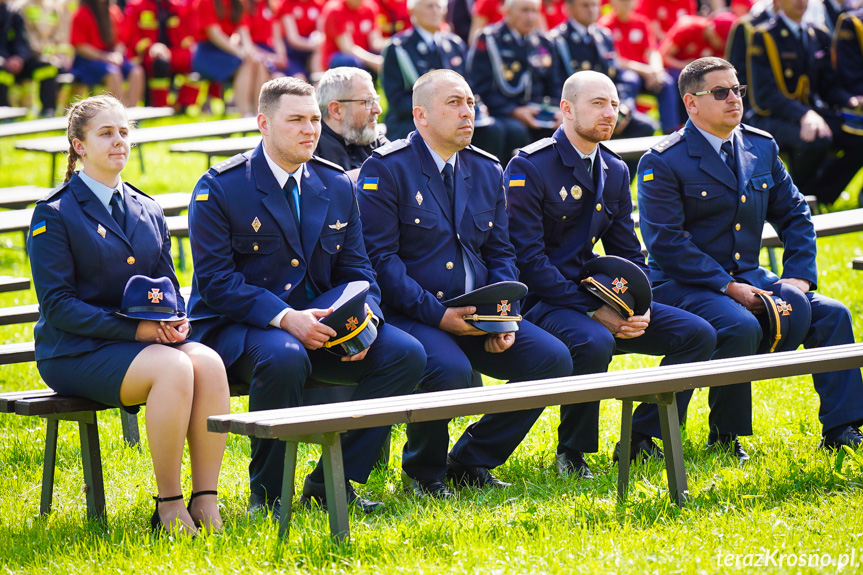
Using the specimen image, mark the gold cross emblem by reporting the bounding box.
[148,288,163,303]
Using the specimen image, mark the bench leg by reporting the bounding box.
[137,145,145,173]
[40,418,59,516]
[617,399,633,501]
[320,432,350,542]
[767,247,779,274]
[120,411,140,448]
[78,414,107,522]
[657,394,689,507]
[278,441,298,538]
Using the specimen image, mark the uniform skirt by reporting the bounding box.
[37,341,151,414]
[192,42,243,83]
[70,55,136,86]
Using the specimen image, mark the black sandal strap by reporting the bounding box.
[153,494,185,503]
[188,490,218,503]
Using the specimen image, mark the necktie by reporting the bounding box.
[109,190,125,230]
[442,163,455,213]
[441,163,466,293]
[284,176,301,224]
[721,141,736,176]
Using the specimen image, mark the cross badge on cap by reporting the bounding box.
[612,277,628,294]
[148,288,163,303]
[346,316,359,331]
[777,299,792,316]
[497,300,511,316]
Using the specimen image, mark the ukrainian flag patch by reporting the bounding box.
[32,220,47,237]
[362,177,378,190]
[195,189,209,201]
[642,169,654,182]
[508,174,526,187]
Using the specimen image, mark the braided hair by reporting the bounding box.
[63,95,127,183]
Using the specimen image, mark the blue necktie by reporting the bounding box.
[442,163,466,294]
[110,190,125,230]
[721,141,736,176]
[284,176,300,224]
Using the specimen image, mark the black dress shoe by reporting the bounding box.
[248,492,281,522]
[298,475,384,513]
[819,425,863,450]
[402,471,455,499]
[707,433,750,462]
[613,435,664,463]
[555,450,594,479]
[446,455,511,489]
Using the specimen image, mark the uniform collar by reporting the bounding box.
[778,12,804,37]
[423,139,457,173]
[692,123,737,157]
[77,169,123,213]
[568,19,593,38]
[262,143,304,192]
[414,25,438,48]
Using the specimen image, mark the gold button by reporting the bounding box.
[701,191,707,197]
[253,244,259,251]
[126,256,135,265]
[562,216,567,220]
[488,222,493,228]
[735,223,741,231]
[741,195,747,203]
[457,233,461,240]
[762,183,768,189]
[446,261,454,270]
[291,259,299,267]
[336,244,340,250]
[284,283,292,291]
[436,291,444,299]
[730,271,735,276]
[591,236,596,243]
[596,203,602,211]
[734,252,740,260]
[415,218,420,224]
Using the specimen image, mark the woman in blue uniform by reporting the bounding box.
[27,95,229,536]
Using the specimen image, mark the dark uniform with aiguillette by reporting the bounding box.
[746,14,863,206]
[467,21,561,159]
[357,132,572,486]
[637,120,863,442]
[834,8,863,96]
[505,128,715,464]
[187,145,425,505]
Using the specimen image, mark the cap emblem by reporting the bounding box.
[346,316,359,331]
[612,277,628,293]
[497,300,511,316]
[777,299,792,316]
[148,288,164,303]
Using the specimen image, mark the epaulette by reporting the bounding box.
[310,155,346,172]
[740,123,773,139]
[651,131,683,154]
[464,144,500,162]
[124,181,153,200]
[374,138,410,156]
[390,35,403,47]
[210,153,247,174]
[598,142,621,160]
[38,181,71,202]
[520,137,554,155]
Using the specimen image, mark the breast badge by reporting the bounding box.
[415,191,424,206]
[97,224,106,238]
[559,187,567,201]
[571,186,582,200]
[252,217,261,232]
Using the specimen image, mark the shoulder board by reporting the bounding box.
[598,142,621,160]
[390,36,403,47]
[520,137,554,155]
[374,138,410,156]
[651,131,683,154]
[38,181,71,202]
[464,144,499,162]
[448,33,464,46]
[123,181,153,200]
[210,153,246,174]
[740,123,773,139]
[310,155,346,172]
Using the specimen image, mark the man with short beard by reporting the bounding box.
[315,67,389,172]
[505,70,716,479]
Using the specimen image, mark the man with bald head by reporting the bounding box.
[505,71,716,478]
[358,69,572,498]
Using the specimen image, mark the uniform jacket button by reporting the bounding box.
[127,256,135,265]
[291,259,299,267]
[284,283,292,291]
[446,261,454,270]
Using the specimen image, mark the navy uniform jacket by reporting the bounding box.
[187,143,383,366]
[549,21,619,91]
[382,27,467,138]
[747,16,852,123]
[467,22,560,117]
[834,9,863,96]
[724,8,771,97]
[505,126,644,318]
[356,131,518,328]
[637,121,817,295]
[29,174,181,361]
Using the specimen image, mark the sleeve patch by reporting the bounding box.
[508,174,526,187]
[362,177,379,190]
[642,169,654,182]
[195,188,209,201]
[32,220,47,236]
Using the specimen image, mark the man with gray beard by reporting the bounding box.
[315,67,389,173]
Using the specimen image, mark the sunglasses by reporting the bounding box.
[689,85,747,101]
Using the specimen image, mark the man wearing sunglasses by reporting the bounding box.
[636,57,863,459]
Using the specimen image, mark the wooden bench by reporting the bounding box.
[16,117,259,186]
[0,276,30,293]
[208,343,863,542]
[0,107,28,122]
[0,186,54,210]
[0,107,174,139]
[852,257,863,271]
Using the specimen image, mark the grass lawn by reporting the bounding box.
[1,115,863,573]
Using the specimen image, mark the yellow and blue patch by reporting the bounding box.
[362,177,378,190]
[195,189,209,201]
[32,220,47,237]
[642,169,654,182]
[508,174,526,187]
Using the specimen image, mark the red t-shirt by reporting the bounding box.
[124,0,197,57]
[542,0,567,30]
[635,0,696,35]
[377,0,410,37]
[70,4,125,51]
[277,0,325,38]
[598,11,654,64]
[249,0,277,45]
[471,0,502,24]
[194,0,250,42]
[658,15,713,68]
[320,0,379,67]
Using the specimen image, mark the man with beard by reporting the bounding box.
[505,70,715,479]
[315,67,389,173]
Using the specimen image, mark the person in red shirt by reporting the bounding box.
[124,0,201,109]
[599,0,679,131]
[378,0,410,37]
[320,0,383,72]
[277,0,325,78]
[659,12,735,72]
[191,0,266,116]
[634,0,696,42]
[70,0,145,106]
[540,0,566,29]
[468,0,502,41]
[248,0,288,77]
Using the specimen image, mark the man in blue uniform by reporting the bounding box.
[746,0,863,206]
[505,70,716,478]
[549,0,659,175]
[381,0,504,157]
[467,0,562,160]
[834,8,863,107]
[638,57,863,458]
[357,69,572,499]
[187,77,426,517]
[724,0,774,108]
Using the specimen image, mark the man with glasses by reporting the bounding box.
[637,57,863,458]
[505,70,715,479]
[315,67,389,173]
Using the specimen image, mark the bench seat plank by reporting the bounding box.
[0,107,173,139]
[0,276,30,293]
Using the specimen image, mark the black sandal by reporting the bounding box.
[187,490,219,528]
[150,494,185,532]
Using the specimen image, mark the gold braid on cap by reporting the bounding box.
[580,277,635,317]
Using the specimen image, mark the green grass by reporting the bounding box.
[2,115,863,573]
